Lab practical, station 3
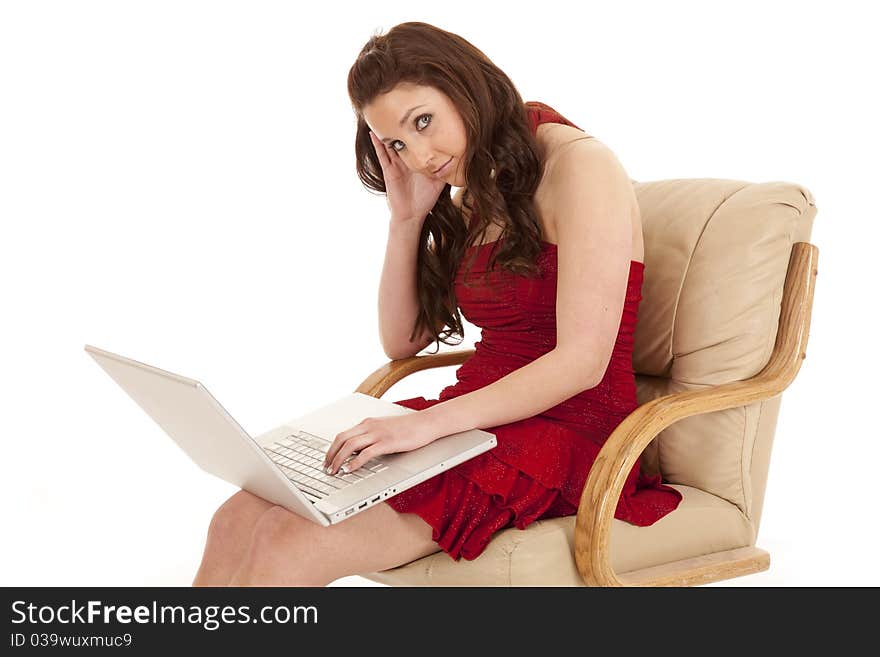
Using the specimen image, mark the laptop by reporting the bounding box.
[84,344,497,526]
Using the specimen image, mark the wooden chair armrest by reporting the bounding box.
[575,242,819,586]
[354,349,476,398]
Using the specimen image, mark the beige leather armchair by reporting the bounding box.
[356,178,818,586]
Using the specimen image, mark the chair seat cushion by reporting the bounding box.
[361,484,755,586]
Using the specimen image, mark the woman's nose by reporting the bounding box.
[409,147,435,172]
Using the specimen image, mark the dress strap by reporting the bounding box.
[524,101,585,136]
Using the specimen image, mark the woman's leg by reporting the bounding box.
[227,500,441,587]
[192,489,276,586]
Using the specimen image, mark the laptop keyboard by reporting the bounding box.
[262,430,389,502]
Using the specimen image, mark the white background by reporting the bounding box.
[2,1,876,587]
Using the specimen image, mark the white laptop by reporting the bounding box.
[84,344,497,526]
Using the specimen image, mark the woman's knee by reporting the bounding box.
[207,489,275,543]
[246,506,307,557]
[248,503,437,578]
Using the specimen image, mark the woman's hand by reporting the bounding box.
[369,130,447,225]
[323,411,441,475]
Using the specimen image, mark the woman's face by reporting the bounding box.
[363,82,468,187]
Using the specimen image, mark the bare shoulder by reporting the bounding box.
[537,122,601,172]
[538,133,644,261]
[537,124,620,180]
[535,124,607,208]
[450,124,638,249]
[538,130,628,215]
[545,137,631,190]
[451,124,596,210]
[536,122,596,154]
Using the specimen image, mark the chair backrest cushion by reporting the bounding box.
[631,178,816,532]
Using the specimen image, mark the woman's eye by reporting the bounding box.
[392,114,432,152]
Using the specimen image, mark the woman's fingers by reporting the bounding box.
[369,131,394,171]
[370,131,406,182]
[344,444,384,474]
[325,420,367,468]
[326,434,374,475]
[368,131,386,166]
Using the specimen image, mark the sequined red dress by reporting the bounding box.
[386,102,682,561]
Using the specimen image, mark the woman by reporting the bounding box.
[193,21,682,587]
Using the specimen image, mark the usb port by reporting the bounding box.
[358,502,367,509]
[371,495,381,503]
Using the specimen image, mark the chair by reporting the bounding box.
[356,178,818,586]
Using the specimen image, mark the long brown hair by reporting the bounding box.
[347,22,546,354]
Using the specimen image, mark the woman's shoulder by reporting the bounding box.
[450,118,606,219]
[536,122,601,171]
[536,121,592,149]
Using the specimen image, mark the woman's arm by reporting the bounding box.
[420,346,601,434]
[379,187,466,360]
[378,218,433,360]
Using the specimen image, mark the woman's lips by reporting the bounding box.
[433,158,453,176]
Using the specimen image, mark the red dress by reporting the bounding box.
[386,102,683,561]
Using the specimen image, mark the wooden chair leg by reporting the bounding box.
[614,547,771,587]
